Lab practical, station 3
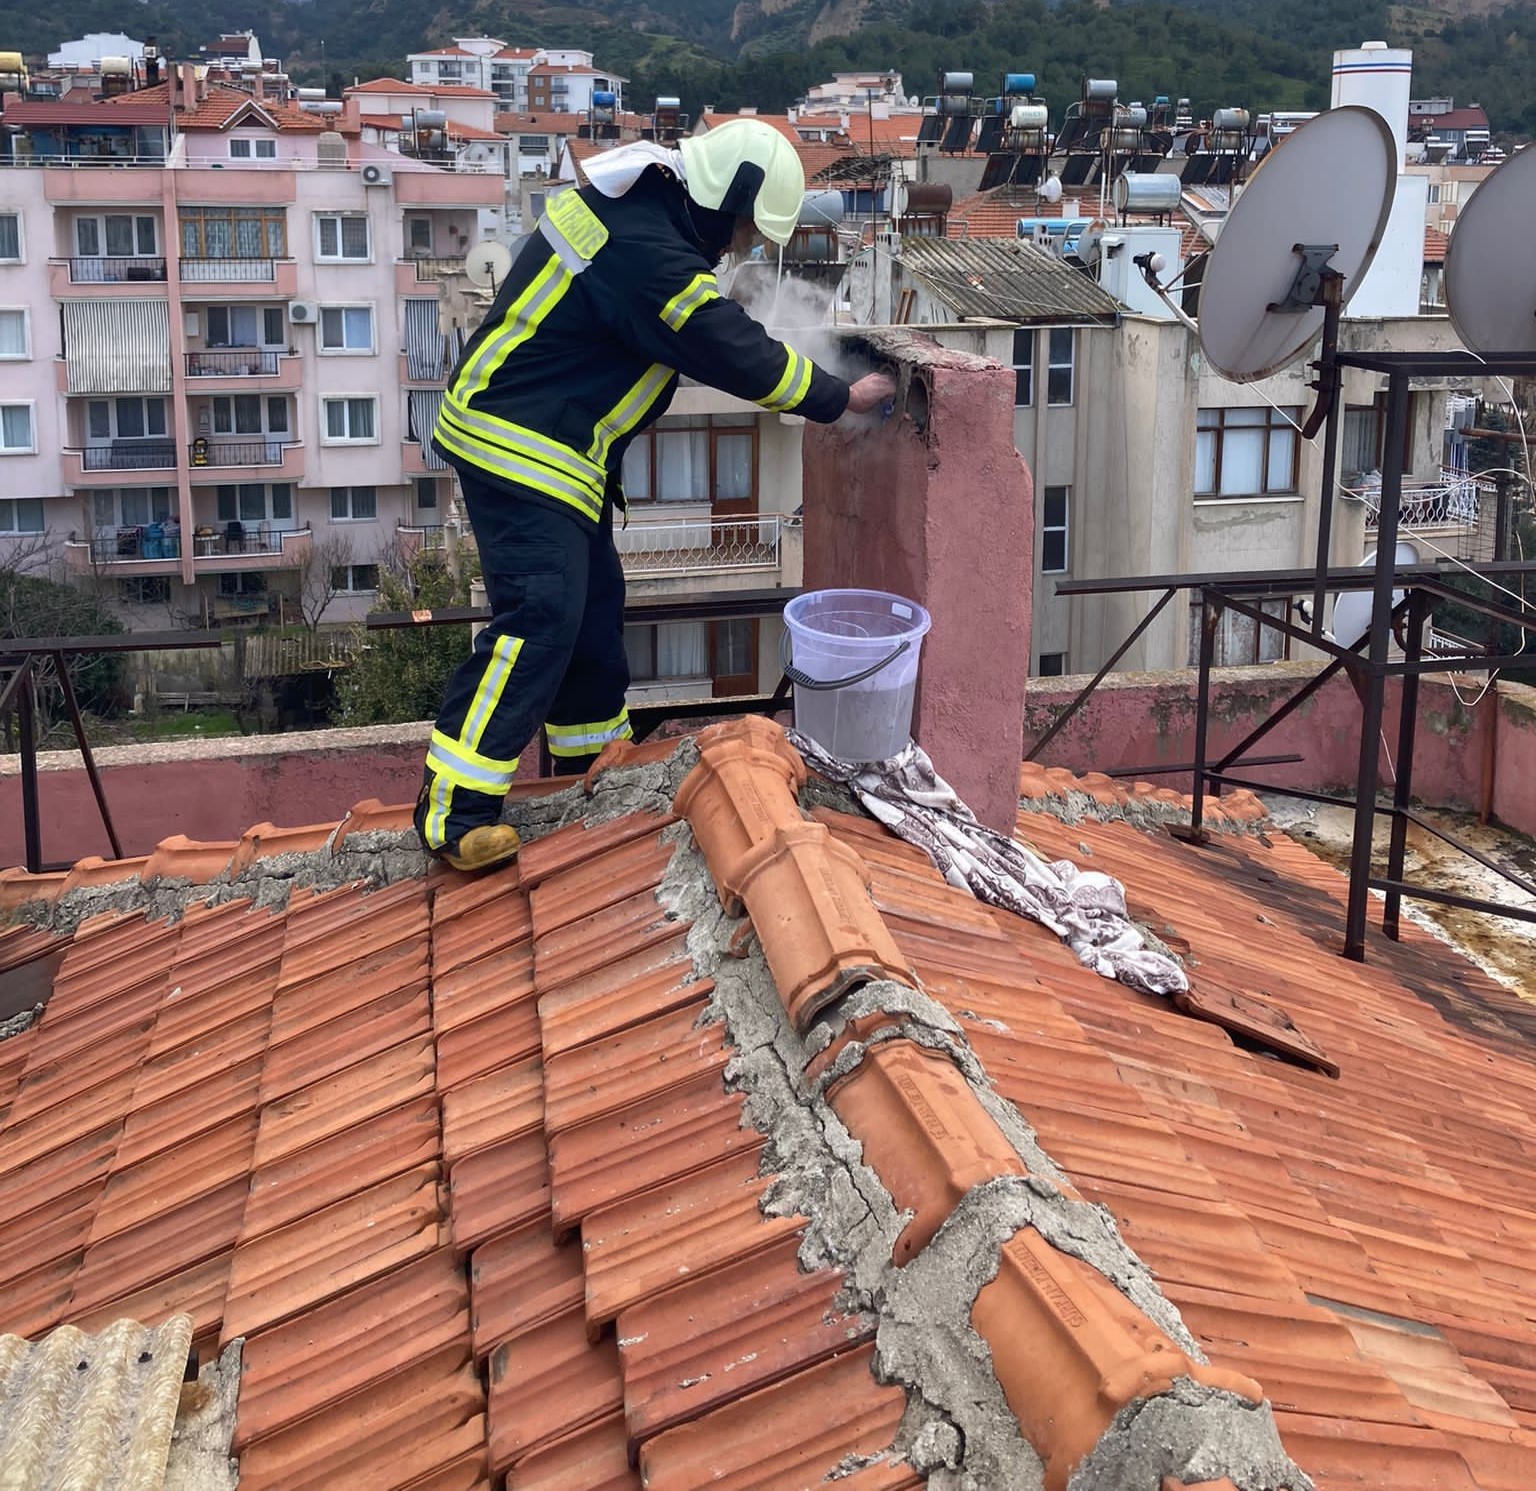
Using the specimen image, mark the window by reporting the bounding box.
[1040,486,1069,573]
[331,563,380,592]
[1188,598,1290,666]
[319,305,374,353]
[322,397,378,443]
[90,488,173,527]
[1011,328,1034,407]
[330,486,377,521]
[179,207,286,259]
[229,137,277,159]
[0,213,19,261]
[620,414,757,504]
[0,404,34,453]
[624,622,709,682]
[1046,327,1075,406]
[0,497,44,531]
[436,61,462,79]
[119,577,171,605]
[215,483,293,523]
[520,135,550,156]
[88,397,168,442]
[1037,651,1069,677]
[1194,407,1300,499]
[414,476,439,510]
[528,191,547,218]
[407,217,433,254]
[206,305,286,347]
[316,214,370,261]
[0,309,27,359]
[219,572,267,597]
[74,214,157,257]
[211,395,287,436]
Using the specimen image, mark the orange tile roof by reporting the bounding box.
[949,186,1036,239]
[102,80,335,133]
[1425,226,1451,263]
[3,722,1536,1488]
[497,111,586,135]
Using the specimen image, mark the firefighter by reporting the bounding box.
[417,117,895,871]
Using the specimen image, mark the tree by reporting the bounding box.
[330,548,479,726]
[295,530,355,632]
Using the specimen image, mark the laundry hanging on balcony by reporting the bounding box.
[61,299,171,394]
[408,390,449,469]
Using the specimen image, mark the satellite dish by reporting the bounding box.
[1443,144,1536,355]
[1037,174,1063,205]
[1197,106,1395,381]
[1330,540,1419,649]
[465,240,514,291]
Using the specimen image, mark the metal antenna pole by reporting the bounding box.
[1307,270,1345,638]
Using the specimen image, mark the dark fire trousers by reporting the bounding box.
[418,471,631,850]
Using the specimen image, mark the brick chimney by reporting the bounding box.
[800,330,1034,833]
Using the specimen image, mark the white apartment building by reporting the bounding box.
[0,67,502,628]
[408,40,625,117]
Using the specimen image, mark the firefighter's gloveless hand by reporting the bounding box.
[845,372,897,416]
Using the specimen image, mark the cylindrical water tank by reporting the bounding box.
[1009,103,1049,130]
[1111,129,1142,153]
[301,100,343,115]
[799,189,845,226]
[100,56,132,76]
[1083,78,1117,102]
[1119,104,1148,128]
[903,182,952,214]
[592,89,617,109]
[1003,73,1036,96]
[655,95,681,109]
[940,72,973,94]
[1154,94,1170,106]
[938,95,972,117]
[0,51,26,77]
[1113,172,1182,214]
[1331,40,1412,168]
[1212,107,1250,132]
[784,227,839,262]
[415,109,447,128]
[297,86,326,101]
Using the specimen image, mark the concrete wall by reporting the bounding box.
[1021,664,1536,837]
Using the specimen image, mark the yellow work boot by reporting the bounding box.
[440,823,522,873]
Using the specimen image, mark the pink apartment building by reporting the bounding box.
[0,65,502,626]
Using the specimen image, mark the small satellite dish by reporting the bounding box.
[1443,144,1536,355]
[1330,540,1420,649]
[1197,106,1395,381]
[465,240,514,291]
[1037,174,1063,205]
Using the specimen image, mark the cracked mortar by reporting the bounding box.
[654,806,1306,1491]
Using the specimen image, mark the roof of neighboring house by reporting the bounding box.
[897,235,1123,324]
[96,81,335,133]
[5,719,1536,1489]
[946,186,1034,239]
[1418,106,1491,131]
[447,122,506,143]
[1425,226,1451,263]
[497,111,587,135]
[347,78,497,101]
[2,98,170,127]
[529,63,603,77]
[413,45,477,58]
[495,48,540,60]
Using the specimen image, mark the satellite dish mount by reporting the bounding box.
[1266,241,1345,440]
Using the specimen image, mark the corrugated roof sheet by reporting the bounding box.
[898,236,1122,324]
[3,722,1536,1488]
[0,1315,192,1489]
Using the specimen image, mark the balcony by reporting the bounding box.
[63,526,183,577]
[60,256,168,288]
[1362,471,1486,531]
[184,350,301,389]
[616,515,783,580]
[180,259,299,296]
[396,256,467,294]
[190,522,312,571]
[396,521,446,556]
[189,438,301,475]
[63,441,178,483]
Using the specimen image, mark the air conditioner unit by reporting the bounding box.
[361,163,393,187]
[288,301,319,325]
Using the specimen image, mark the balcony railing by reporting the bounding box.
[189,439,290,468]
[397,521,447,550]
[413,256,468,280]
[1362,471,1487,530]
[186,349,282,377]
[69,256,167,283]
[181,257,276,283]
[69,526,183,563]
[191,522,310,557]
[79,441,177,472]
[615,514,782,576]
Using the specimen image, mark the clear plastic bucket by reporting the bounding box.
[782,588,931,761]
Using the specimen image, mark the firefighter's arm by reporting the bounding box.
[622,263,852,423]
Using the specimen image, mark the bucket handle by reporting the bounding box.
[779,629,911,691]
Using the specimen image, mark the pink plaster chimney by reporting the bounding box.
[800,331,1034,833]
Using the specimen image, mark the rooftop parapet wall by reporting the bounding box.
[801,329,1034,834]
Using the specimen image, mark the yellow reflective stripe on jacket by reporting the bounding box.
[659,272,720,331]
[455,255,572,403]
[758,345,814,413]
[587,363,672,467]
[462,634,523,753]
[434,415,603,522]
[543,189,609,261]
[441,390,606,490]
[426,728,520,793]
[545,710,634,757]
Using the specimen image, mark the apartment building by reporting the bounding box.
[408,40,625,117]
[0,67,502,628]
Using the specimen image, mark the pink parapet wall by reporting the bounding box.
[1022,665,1536,839]
[802,331,1034,833]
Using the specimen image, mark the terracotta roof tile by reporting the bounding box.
[430,938,535,1034]
[469,1222,585,1359]
[440,1055,542,1165]
[511,1416,641,1491]
[536,936,708,1059]
[516,809,675,890]
[448,1130,549,1251]
[258,982,430,1103]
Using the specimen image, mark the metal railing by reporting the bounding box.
[412,256,468,280]
[69,527,183,563]
[3,152,168,168]
[185,349,282,377]
[68,256,167,283]
[78,441,177,472]
[1362,470,1487,530]
[615,514,782,576]
[180,257,277,283]
[396,521,446,550]
[189,439,291,468]
[191,523,309,557]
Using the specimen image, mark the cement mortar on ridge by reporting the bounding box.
[655,810,1306,1490]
